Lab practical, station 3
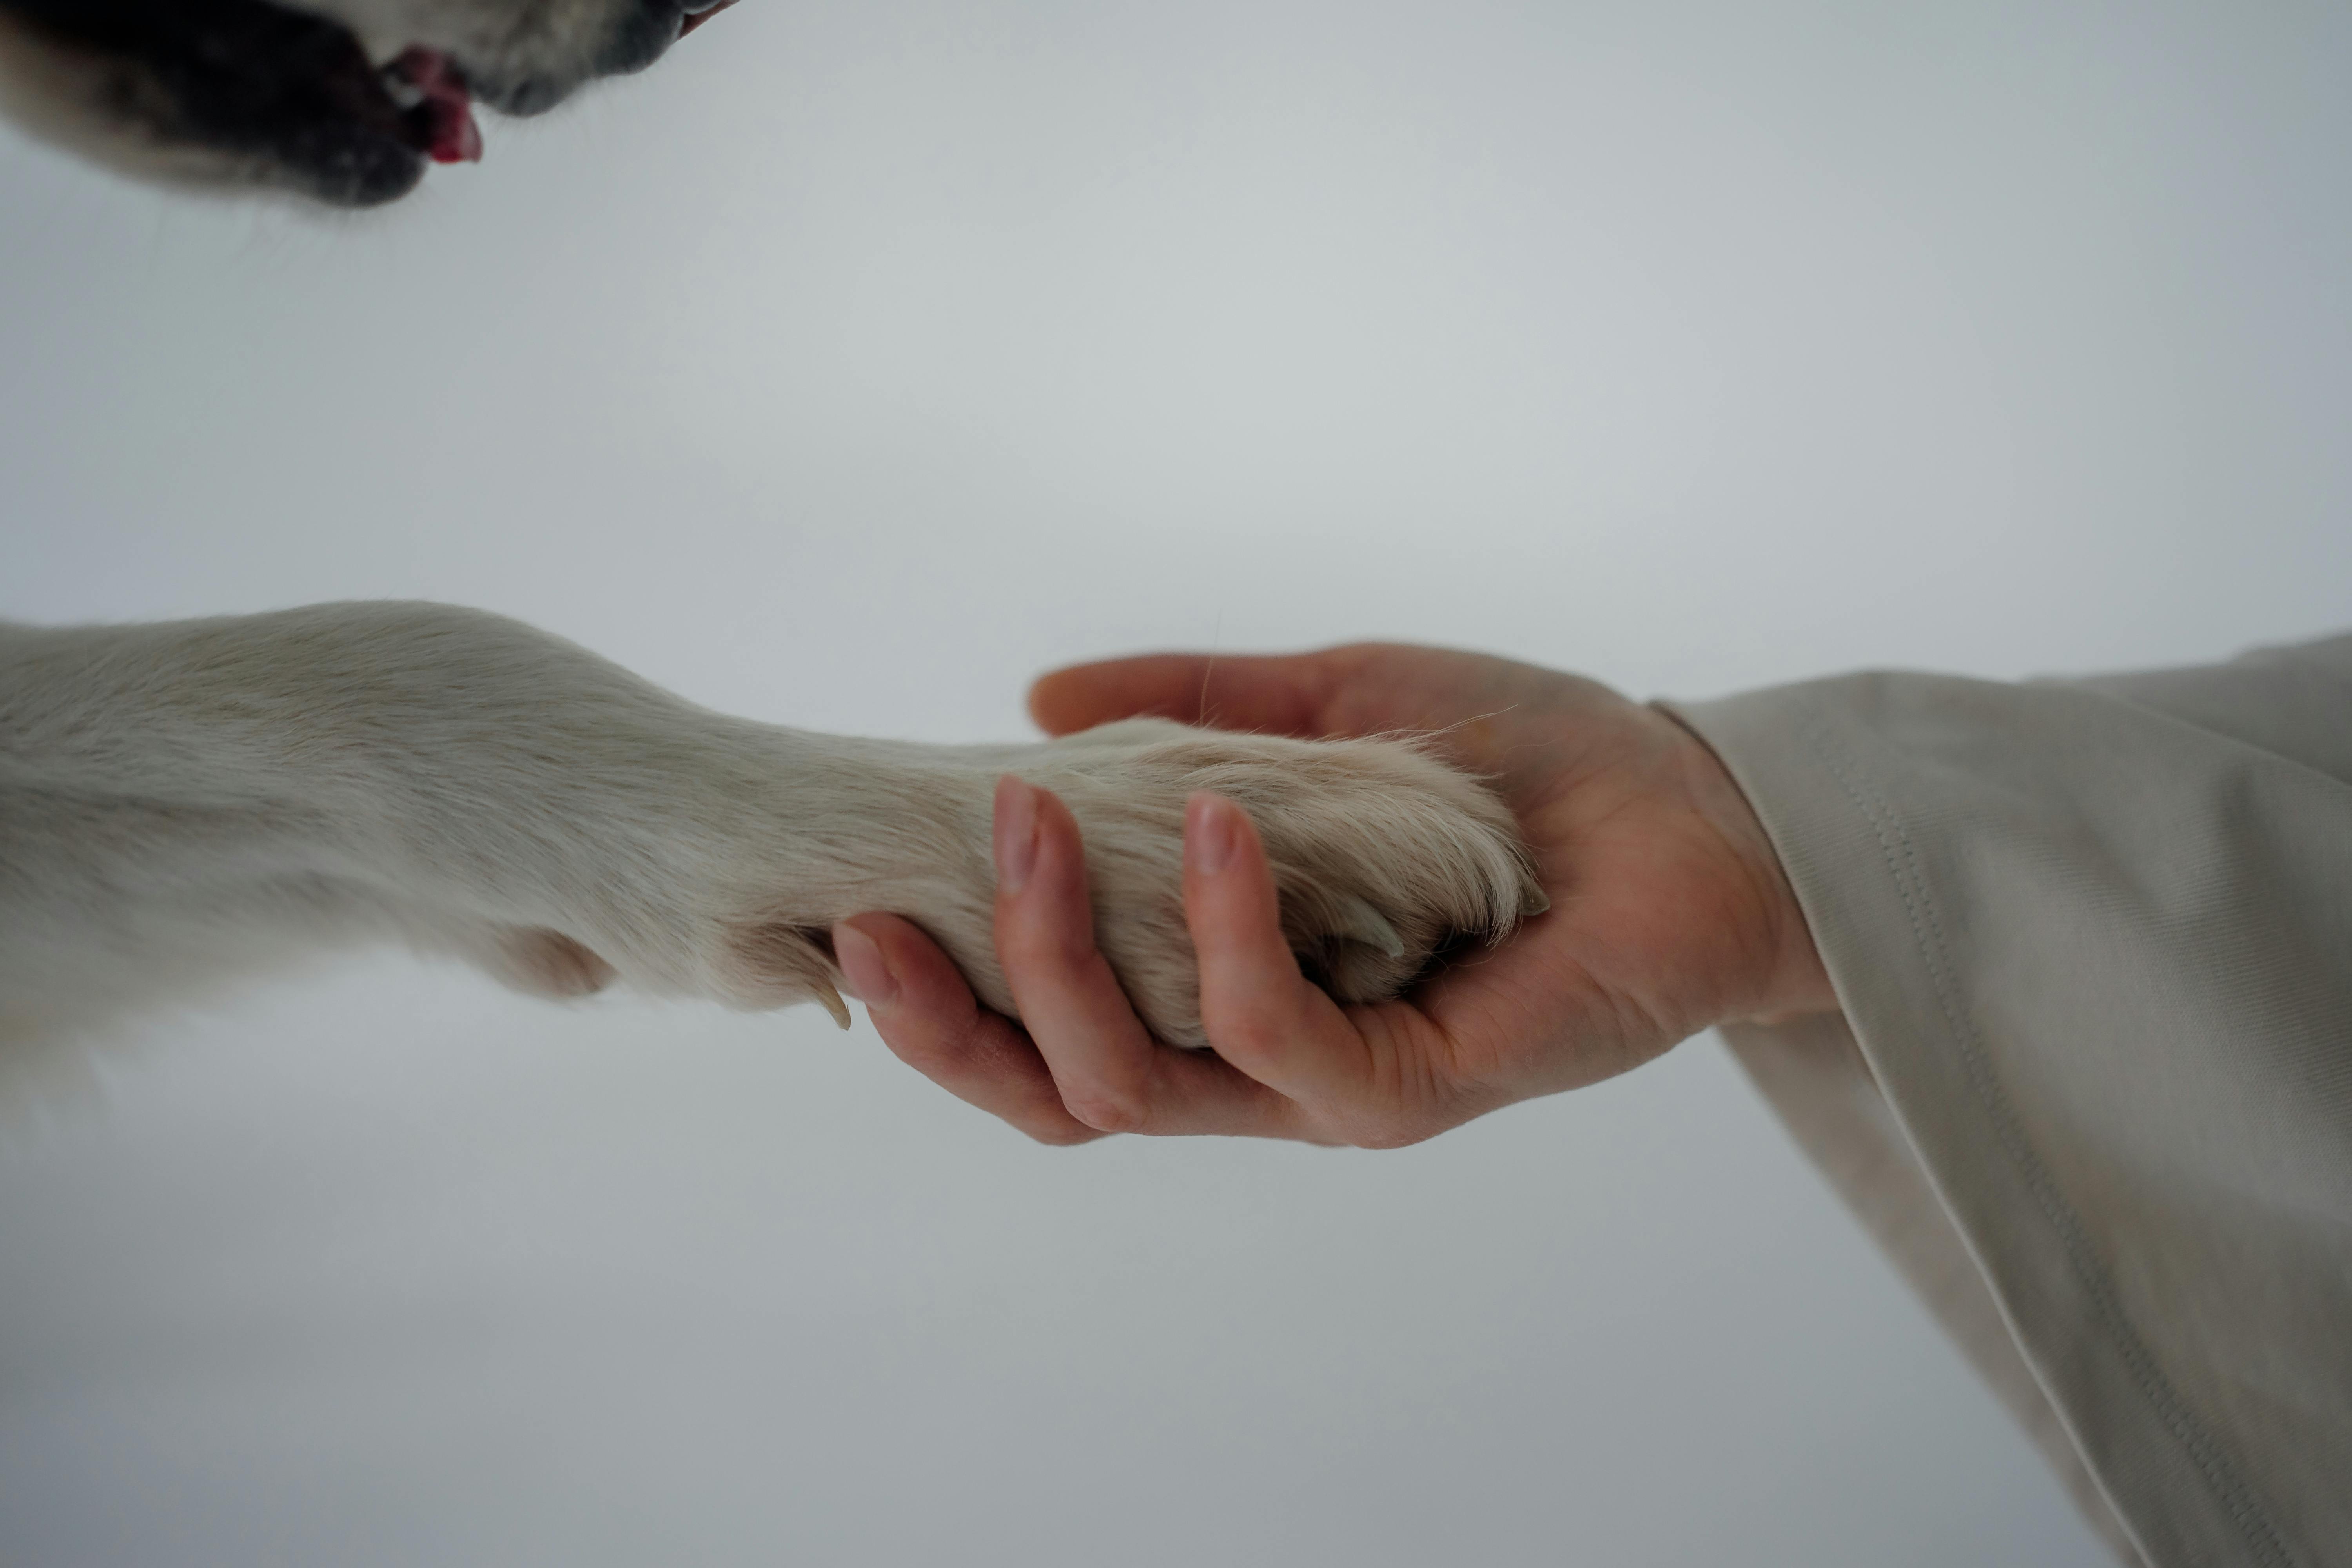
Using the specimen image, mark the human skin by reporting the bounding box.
[829,645,1837,1148]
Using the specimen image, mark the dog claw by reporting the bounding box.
[814,978,851,1029]
[1334,893,1408,958]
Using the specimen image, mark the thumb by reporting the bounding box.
[1028,650,1350,737]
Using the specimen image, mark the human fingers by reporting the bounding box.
[1183,793,1475,1147]
[832,913,1105,1146]
[1180,792,1356,1098]
[1027,650,1352,737]
[1028,645,1583,801]
[992,777,1312,1139]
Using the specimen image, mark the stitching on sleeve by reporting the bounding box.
[1796,709,2298,1568]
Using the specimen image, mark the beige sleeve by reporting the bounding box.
[1666,634,2352,1568]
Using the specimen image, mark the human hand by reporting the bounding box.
[831,644,1834,1147]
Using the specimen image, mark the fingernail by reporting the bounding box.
[1187,793,1236,875]
[994,775,1039,893]
[832,922,898,1008]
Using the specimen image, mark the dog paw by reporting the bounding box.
[468,709,1539,1047]
[802,721,1544,1049]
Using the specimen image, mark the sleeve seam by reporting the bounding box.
[1793,707,2297,1568]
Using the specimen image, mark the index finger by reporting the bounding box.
[834,913,1109,1147]
[992,778,1318,1140]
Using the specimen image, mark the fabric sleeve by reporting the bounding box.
[1664,634,2352,1568]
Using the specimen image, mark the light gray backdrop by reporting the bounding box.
[3,0,2347,1563]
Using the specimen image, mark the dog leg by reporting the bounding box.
[1,604,1539,1050]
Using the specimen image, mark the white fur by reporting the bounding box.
[0,1,1539,1068]
[293,0,630,76]
[0,603,1539,1060]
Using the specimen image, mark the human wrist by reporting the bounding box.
[1653,707,1838,1026]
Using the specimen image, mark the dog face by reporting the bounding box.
[0,0,732,205]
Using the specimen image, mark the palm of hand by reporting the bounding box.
[1024,645,1823,1140]
[833,644,1825,1147]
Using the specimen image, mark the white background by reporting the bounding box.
[3,0,2347,1562]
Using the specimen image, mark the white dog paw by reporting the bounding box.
[716,721,1543,1049]
[1037,722,1542,1045]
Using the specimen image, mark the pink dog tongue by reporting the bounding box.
[390,47,482,164]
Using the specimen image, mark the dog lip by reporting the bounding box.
[385,46,481,163]
[677,0,739,40]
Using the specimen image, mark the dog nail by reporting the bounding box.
[1335,893,1407,958]
[994,776,1039,893]
[1187,794,1237,875]
[833,924,897,1009]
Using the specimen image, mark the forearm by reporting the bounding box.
[1667,636,2352,1568]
